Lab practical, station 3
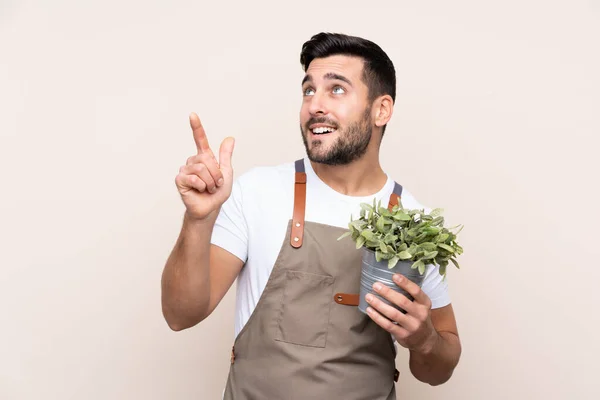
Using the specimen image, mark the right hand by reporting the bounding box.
[175,112,235,221]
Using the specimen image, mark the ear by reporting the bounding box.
[373,95,394,128]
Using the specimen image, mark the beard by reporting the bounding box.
[300,107,373,166]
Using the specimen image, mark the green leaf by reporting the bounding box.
[398,250,412,260]
[360,203,373,213]
[376,216,386,232]
[380,208,392,217]
[337,231,351,241]
[449,257,460,269]
[430,208,444,217]
[439,264,447,276]
[351,220,367,231]
[423,226,440,235]
[356,236,366,249]
[418,262,426,275]
[406,228,418,237]
[379,241,388,253]
[397,243,408,252]
[432,216,444,226]
[375,249,383,262]
[437,233,449,243]
[421,250,438,260]
[437,243,455,253]
[361,230,376,241]
[419,242,437,252]
[393,212,412,221]
[384,234,398,244]
[388,256,399,269]
[412,259,425,275]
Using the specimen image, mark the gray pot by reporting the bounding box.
[358,248,426,315]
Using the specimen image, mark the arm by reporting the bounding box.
[161,112,240,331]
[407,304,461,385]
[364,275,462,386]
[161,212,243,331]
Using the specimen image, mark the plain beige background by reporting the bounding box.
[1,0,599,399]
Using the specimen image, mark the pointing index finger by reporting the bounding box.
[189,112,212,154]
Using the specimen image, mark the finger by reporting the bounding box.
[176,173,207,193]
[365,306,408,336]
[180,163,217,193]
[392,274,431,306]
[184,154,224,187]
[189,113,212,155]
[365,293,412,328]
[219,137,235,170]
[372,282,417,315]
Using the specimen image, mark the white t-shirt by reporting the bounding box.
[211,157,451,339]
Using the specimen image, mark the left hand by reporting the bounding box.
[365,274,439,354]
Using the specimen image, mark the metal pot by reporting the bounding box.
[358,248,426,315]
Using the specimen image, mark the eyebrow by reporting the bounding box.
[302,72,353,87]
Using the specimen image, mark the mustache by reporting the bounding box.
[305,117,338,130]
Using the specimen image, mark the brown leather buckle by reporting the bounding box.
[334,293,359,306]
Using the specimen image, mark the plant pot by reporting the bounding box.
[358,248,426,315]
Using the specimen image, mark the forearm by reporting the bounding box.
[409,331,462,386]
[161,211,217,330]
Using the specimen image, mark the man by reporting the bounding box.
[161,32,461,399]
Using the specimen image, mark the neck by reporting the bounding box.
[310,151,386,197]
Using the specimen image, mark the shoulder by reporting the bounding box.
[230,160,297,210]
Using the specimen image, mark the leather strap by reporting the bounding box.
[334,293,359,306]
[291,159,307,248]
[387,182,403,211]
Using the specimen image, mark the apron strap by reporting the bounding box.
[291,159,307,248]
[388,182,403,211]
[291,158,403,249]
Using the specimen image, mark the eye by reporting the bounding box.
[303,87,315,96]
[332,86,345,94]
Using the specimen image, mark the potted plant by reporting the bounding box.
[338,196,464,315]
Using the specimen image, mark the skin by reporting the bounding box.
[162,54,461,387]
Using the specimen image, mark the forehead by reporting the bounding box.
[305,55,365,82]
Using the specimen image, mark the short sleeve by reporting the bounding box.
[210,178,248,263]
[421,264,451,309]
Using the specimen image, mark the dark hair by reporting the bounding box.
[300,32,396,103]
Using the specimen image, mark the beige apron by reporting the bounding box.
[224,159,404,399]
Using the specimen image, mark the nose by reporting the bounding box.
[308,91,328,116]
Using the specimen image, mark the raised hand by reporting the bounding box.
[175,113,235,221]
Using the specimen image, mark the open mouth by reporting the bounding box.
[310,126,337,135]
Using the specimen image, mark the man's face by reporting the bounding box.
[299,55,374,166]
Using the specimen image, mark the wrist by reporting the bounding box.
[415,328,440,356]
[184,210,218,227]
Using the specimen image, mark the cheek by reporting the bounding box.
[299,105,311,124]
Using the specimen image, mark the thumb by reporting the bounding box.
[219,137,235,171]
